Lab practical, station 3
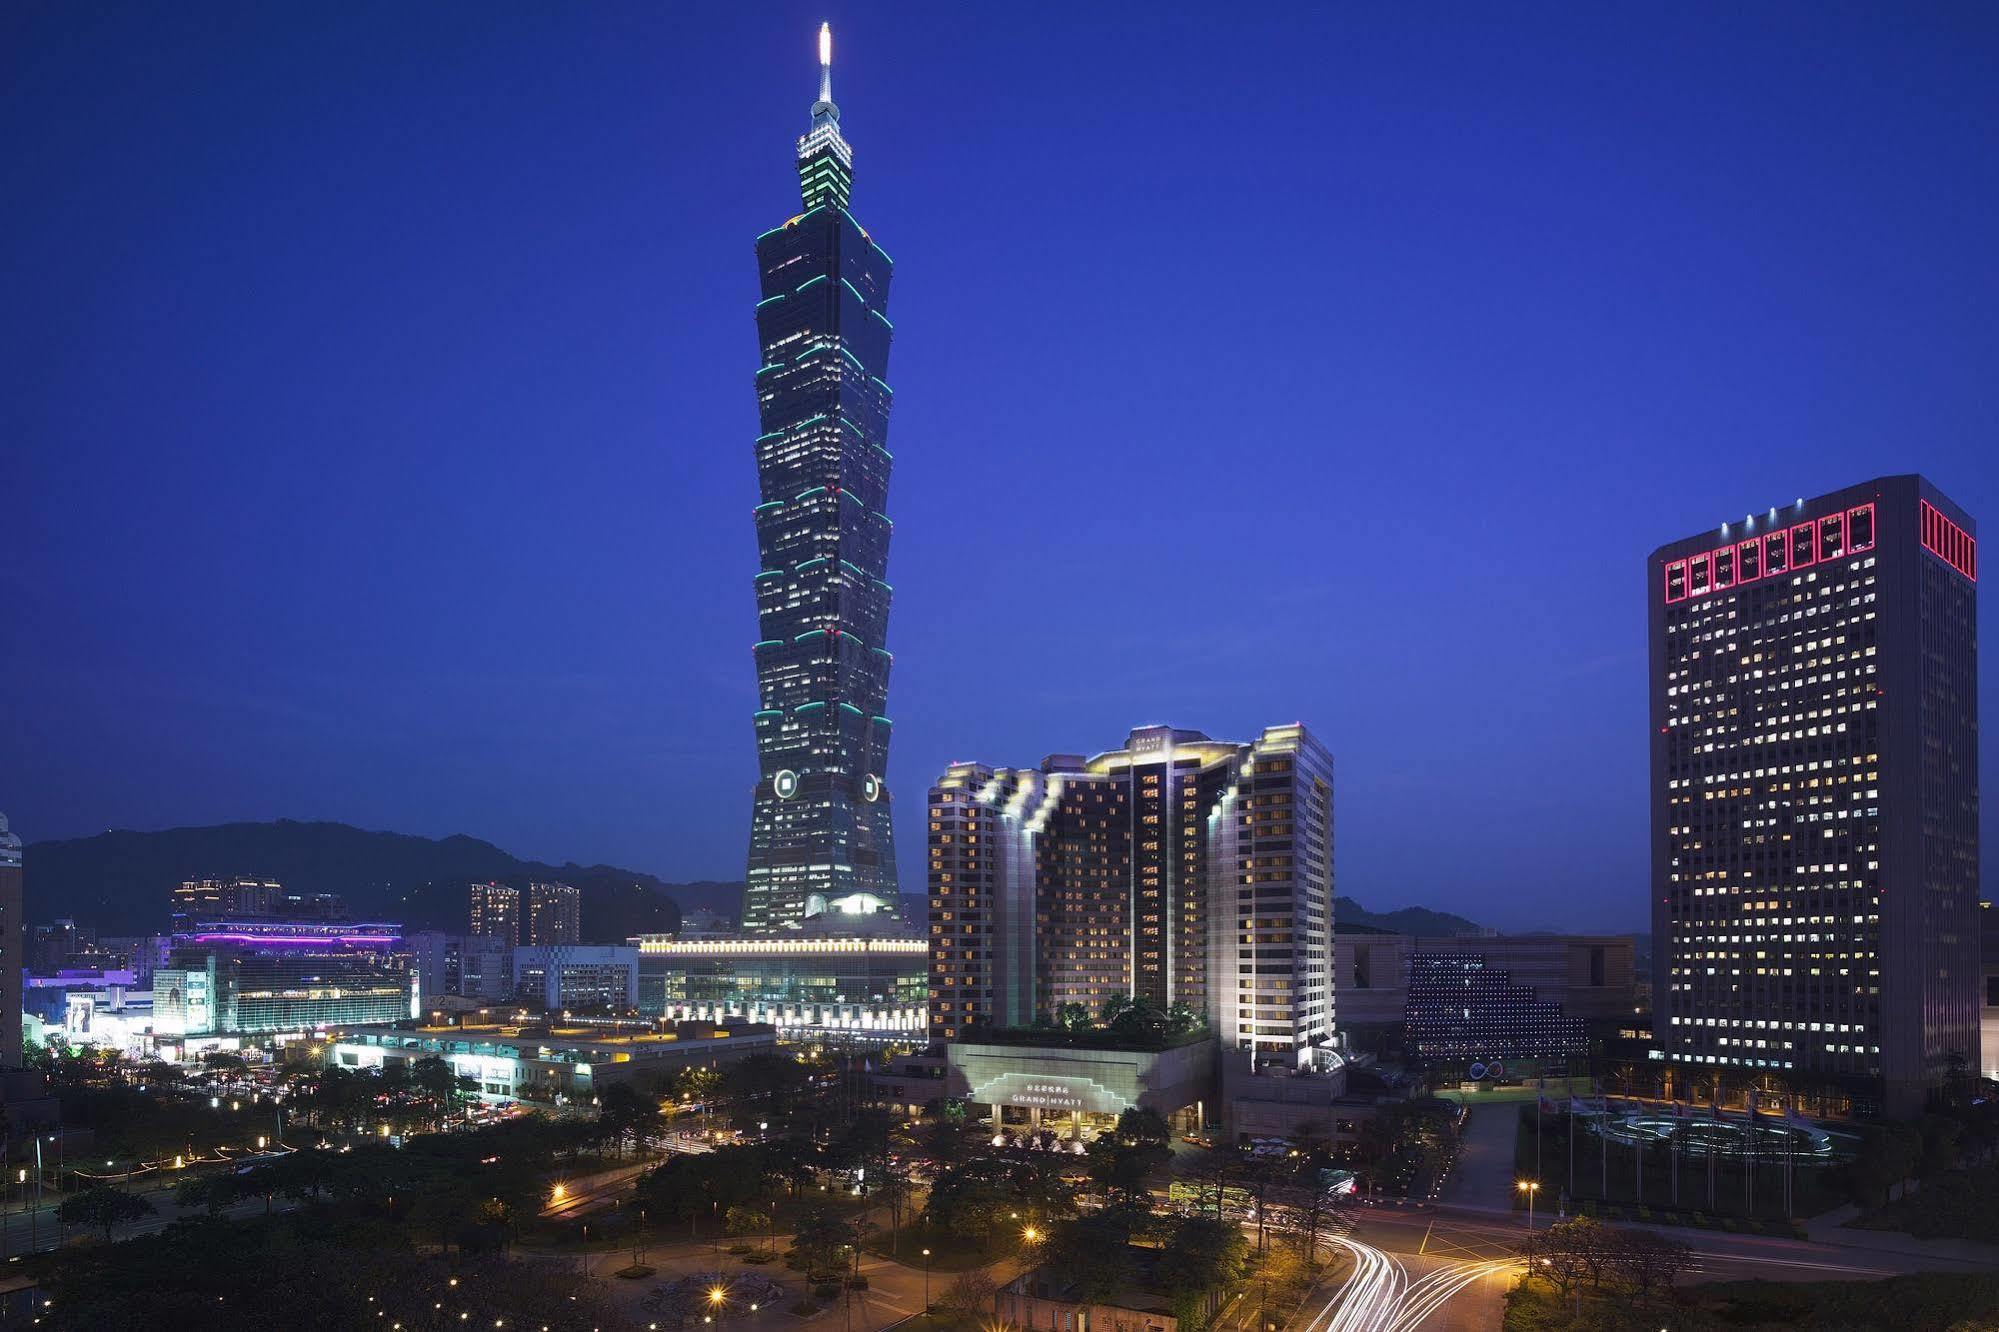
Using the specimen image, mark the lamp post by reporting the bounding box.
[1516,1179,1541,1230]
[921,1248,931,1311]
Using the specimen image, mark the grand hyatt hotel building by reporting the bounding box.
[1649,475,1979,1114]
[927,724,1336,1070]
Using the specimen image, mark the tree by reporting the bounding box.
[1166,1215,1248,1295]
[58,1183,155,1241]
[1519,1217,1617,1302]
[1844,1123,1923,1208]
[938,1268,998,1319]
[725,1204,770,1239]
[788,1204,856,1276]
[1044,1213,1137,1311]
[1609,1229,1694,1301]
[1054,1003,1093,1033]
[410,1056,472,1129]
[1087,1136,1163,1211]
[1164,1000,1205,1038]
[1113,1107,1172,1150]
[925,1162,1013,1242]
[596,1083,664,1157]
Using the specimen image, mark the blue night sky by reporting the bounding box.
[6,4,1996,932]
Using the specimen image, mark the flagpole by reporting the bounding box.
[1635,1117,1644,1206]
[1707,1099,1717,1213]
[1670,1103,1679,1207]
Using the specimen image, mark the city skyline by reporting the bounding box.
[6,6,1998,935]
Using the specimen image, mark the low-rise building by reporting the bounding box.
[1333,931,1636,1073]
[153,920,415,1047]
[999,1253,1194,1332]
[64,987,154,1054]
[946,1034,1218,1140]
[632,934,926,1036]
[513,945,639,1012]
[323,1018,776,1102]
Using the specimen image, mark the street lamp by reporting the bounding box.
[1516,1179,1541,1230]
[922,1249,931,1311]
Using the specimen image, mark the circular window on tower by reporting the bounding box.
[773,769,799,800]
[863,773,882,802]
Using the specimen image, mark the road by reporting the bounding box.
[0,1188,287,1259]
[542,1160,659,1219]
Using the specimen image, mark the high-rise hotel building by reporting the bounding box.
[928,725,1335,1069]
[527,881,581,946]
[469,881,522,947]
[1649,475,1979,1113]
[742,25,900,932]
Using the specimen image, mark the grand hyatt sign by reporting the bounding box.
[970,1070,1131,1117]
[945,1037,1216,1117]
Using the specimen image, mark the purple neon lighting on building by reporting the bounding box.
[184,932,401,946]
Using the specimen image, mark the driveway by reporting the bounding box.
[1436,1105,1521,1214]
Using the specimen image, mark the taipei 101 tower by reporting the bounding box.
[740,25,901,932]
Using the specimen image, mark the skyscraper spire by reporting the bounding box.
[797,21,852,209]
[816,22,834,113]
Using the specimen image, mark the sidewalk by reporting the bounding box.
[1802,1204,1999,1269]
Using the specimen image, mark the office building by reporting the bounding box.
[678,906,736,938]
[928,724,1336,1070]
[527,881,581,945]
[468,881,522,946]
[29,918,99,973]
[632,933,927,1035]
[512,945,639,1013]
[97,934,173,987]
[172,878,282,930]
[1649,475,1980,1113]
[741,24,901,933]
[405,931,512,1006]
[0,814,22,1067]
[1334,932,1637,1066]
[1979,901,1998,1083]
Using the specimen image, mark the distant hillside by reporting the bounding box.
[23,820,688,940]
[1335,895,1483,937]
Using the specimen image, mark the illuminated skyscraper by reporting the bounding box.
[742,24,900,932]
[1649,476,1980,1113]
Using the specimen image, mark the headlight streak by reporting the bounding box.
[1301,1229,1523,1332]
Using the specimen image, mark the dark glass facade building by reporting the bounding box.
[1648,475,1979,1113]
[742,25,900,932]
[0,815,21,1067]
